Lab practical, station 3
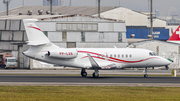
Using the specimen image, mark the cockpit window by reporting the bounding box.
[153,52,158,56]
[149,52,158,56]
[149,52,153,56]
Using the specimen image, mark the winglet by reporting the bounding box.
[87,53,100,69]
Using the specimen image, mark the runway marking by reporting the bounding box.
[138,84,143,86]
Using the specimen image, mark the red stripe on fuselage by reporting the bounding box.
[78,50,159,63]
[78,51,102,56]
[109,57,158,63]
[28,26,41,31]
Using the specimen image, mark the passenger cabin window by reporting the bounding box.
[118,54,120,58]
[126,54,128,58]
[129,54,132,58]
[122,54,124,58]
[114,54,116,57]
[110,54,112,57]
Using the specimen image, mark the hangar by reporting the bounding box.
[0,6,169,40]
[98,7,169,40]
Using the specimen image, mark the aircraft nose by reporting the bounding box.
[163,58,172,66]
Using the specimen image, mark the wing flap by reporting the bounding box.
[100,64,117,69]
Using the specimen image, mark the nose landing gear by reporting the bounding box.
[165,66,169,70]
[144,67,148,78]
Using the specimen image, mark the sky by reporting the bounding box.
[0,0,179,17]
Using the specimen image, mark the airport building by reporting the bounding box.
[0,6,169,40]
[96,7,169,40]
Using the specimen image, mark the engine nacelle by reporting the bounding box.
[47,49,78,59]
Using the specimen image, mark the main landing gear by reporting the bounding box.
[81,68,99,78]
[93,69,99,78]
[144,67,148,78]
[81,68,87,77]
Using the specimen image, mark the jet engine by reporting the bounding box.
[47,49,78,59]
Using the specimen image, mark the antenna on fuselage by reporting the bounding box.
[114,45,117,48]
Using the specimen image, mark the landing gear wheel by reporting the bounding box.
[144,74,148,78]
[93,72,99,78]
[81,68,87,77]
[165,66,169,70]
[144,67,148,78]
[81,72,87,77]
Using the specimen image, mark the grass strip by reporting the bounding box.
[0,86,180,101]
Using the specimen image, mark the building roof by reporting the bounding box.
[129,39,180,46]
[0,14,64,20]
[0,6,165,22]
[0,6,116,16]
[0,14,123,22]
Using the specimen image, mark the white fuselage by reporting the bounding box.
[23,44,171,69]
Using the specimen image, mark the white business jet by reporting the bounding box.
[23,19,172,78]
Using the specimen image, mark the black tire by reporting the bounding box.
[144,74,148,78]
[165,66,169,70]
[81,72,87,77]
[93,73,99,78]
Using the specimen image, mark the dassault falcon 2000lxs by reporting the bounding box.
[22,19,172,78]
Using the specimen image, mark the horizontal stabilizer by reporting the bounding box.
[87,53,100,69]
[27,41,48,46]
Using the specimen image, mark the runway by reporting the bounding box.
[0,75,180,83]
[0,69,179,86]
[0,75,180,86]
[0,69,176,75]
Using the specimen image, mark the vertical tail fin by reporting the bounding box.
[168,26,180,42]
[23,19,50,46]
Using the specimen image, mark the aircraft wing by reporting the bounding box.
[87,53,117,69]
[87,53,100,69]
